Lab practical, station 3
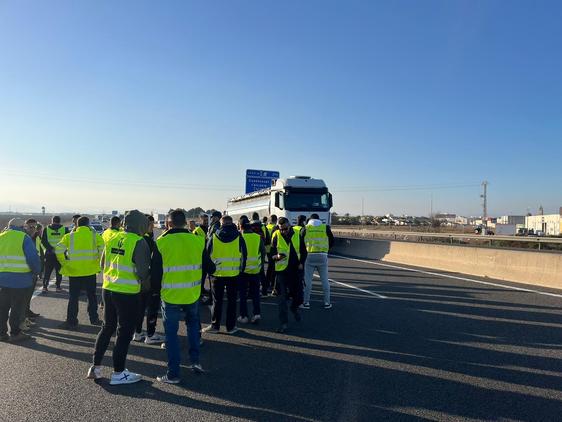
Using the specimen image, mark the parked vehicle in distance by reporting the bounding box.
[158,220,166,229]
[90,222,104,235]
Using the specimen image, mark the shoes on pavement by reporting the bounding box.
[202,325,219,334]
[10,332,32,343]
[132,331,146,342]
[300,303,310,310]
[226,327,240,335]
[250,314,261,324]
[187,363,204,374]
[56,287,63,293]
[237,316,249,324]
[324,303,333,309]
[156,374,181,384]
[87,365,102,380]
[160,342,166,350]
[276,324,288,334]
[0,334,10,342]
[145,334,164,344]
[42,287,48,293]
[58,321,78,330]
[109,369,142,385]
[20,321,32,332]
[90,319,103,326]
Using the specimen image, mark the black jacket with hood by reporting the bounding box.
[206,224,247,275]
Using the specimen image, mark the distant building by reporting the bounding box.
[497,215,525,225]
[525,212,562,236]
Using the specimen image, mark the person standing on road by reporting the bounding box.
[56,216,104,329]
[271,217,306,333]
[21,220,43,327]
[151,209,215,383]
[71,215,81,231]
[133,215,164,345]
[41,216,68,292]
[203,215,247,334]
[207,211,222,239]
[88,210,151,385]
[237,221,265,324]
[264,214,278,296]
[301,213,335,310]
[102,216,121,244]
[0,218,41,343]
[193,214,208,237]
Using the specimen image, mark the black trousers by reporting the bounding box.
[24,276,39,315]
[94,289,139,372]
[43,252,62,288]
[67,275,98,324]
[136,290,160,337]
[210,276,238,331]
[276,270,303,325]
[263,253,276,294]
[0,287,28,336]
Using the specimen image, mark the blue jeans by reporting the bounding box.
[162,301,200,379]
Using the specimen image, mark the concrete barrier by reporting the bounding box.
[332,237,562,289]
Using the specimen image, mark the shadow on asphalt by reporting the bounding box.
[11,258,562,421]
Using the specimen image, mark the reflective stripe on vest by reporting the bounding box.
[57,227,102,277]
[103,232,142,294]
[211,234,241,277]
[242,232,262,275]
[157,232,204,305]
[272,230,300,272]
[46,226,65,247]
[193,226,205,237]
[304,225,329,253]
[0,230,31,273]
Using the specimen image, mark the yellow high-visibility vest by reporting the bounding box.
[272,230,300,272]
[211,234,241,277]
[157,232,204,305]
[0,230,31,274]
[102,231,143,294]
[304,224,329,253]
[56,227,103,277]
[242,232,262,275]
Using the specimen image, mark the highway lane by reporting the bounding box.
[2,255,562,421]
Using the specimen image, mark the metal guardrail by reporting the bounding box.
[331,228,562,251]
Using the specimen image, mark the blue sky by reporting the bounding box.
[0,1,561,216]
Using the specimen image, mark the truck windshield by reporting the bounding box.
[284,192,330,211]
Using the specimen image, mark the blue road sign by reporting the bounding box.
[245,169,280,194]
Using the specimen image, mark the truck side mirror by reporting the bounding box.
[328,193,333,208]
[274,192,280,208]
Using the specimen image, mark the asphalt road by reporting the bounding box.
[2,255,562,421]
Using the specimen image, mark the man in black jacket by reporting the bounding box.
[41,216,68,292]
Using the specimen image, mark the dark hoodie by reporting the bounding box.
[207,223,248,275]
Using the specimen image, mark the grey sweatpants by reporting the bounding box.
[304,253,330,305]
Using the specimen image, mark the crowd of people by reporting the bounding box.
[0,209,334,385]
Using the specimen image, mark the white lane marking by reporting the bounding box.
[329,254,562,299]
[313,274,387,299]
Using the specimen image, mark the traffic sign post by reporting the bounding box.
[245,169,280,194]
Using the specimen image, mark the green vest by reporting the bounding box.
[242,232,261,275]
[56,227,102,277]
[193,226,206,237]
[293,225,303,235]
[46,225,66,248]
[272,230,301,272]
[103,232,142,294]
[102,227,120,244]
[211,234,241,277]
[157,232,204,305]
[0,230,31,273]
[304,224,329,253]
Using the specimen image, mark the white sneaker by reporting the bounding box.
[109,369,142,385]
[202,325,219,334]
[237,316,249,324]
[187,363,205,373]
[87,365,102,380]
[132,332,146,342]
[145,334,164,344]
[251,314,261,323]
[161,342,166,350]
[156,374,180,384]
